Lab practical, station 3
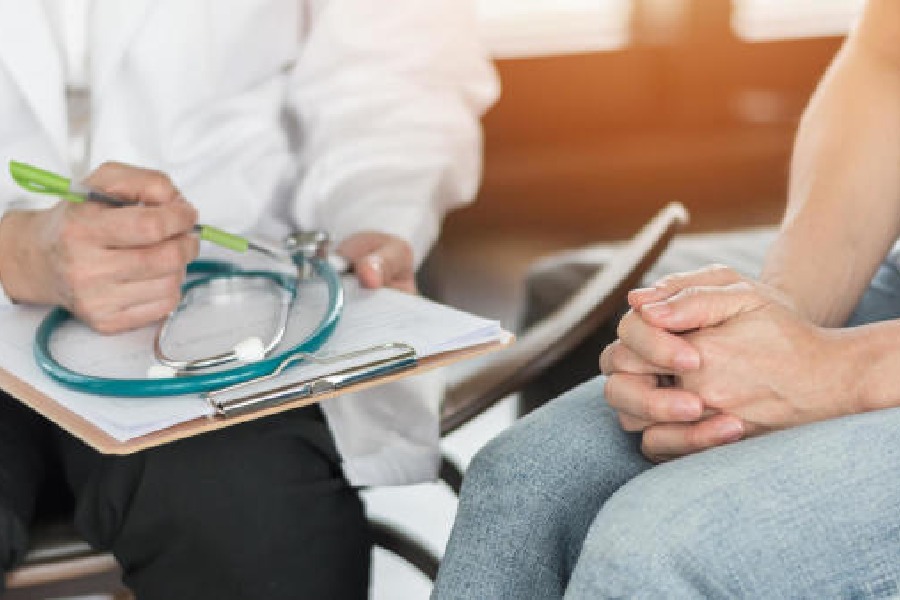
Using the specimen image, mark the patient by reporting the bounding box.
[433,0,900,597]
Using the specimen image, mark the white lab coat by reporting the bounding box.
[0,0,498,486]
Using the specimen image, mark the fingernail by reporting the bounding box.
[674,350,700,370]
[364,254,383,287]
[717,420,744,442]
[631,287,656,295]
[366,254,383,273]
[642,301,670,318]
[630,287,659,301]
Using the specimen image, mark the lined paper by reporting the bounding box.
[0,277,505,441]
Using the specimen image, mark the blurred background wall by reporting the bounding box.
[371,4,866,597]
[429,0,861,315]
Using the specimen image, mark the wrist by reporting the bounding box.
[837,321,900,414]
[0,210,41,304]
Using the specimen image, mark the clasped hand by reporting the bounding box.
[600,265,856,463]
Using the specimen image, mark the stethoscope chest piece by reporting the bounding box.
[153,266,297,375]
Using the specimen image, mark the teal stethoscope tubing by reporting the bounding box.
[33,258,344,397]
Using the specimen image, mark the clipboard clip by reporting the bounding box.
[203,342,418,418]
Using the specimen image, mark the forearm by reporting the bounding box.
[762,2,900,326]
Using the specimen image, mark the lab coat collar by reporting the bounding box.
[0,0,155,166]
[0,0,66,163]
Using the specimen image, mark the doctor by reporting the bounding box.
[0,1,497,598]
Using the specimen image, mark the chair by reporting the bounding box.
[4,518,129,599]
[370,202,690,579]
[5,202,690,596]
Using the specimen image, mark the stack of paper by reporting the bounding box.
[0,278,508,442]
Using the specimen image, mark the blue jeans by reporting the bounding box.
[433,261,900,599]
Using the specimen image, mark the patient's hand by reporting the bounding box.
[336,231,417,294]
[604,265,855,463]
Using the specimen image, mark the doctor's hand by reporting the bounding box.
[337,231,417,294]
[0,162,199,334]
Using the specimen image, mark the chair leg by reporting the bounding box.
[370,520,440,581]
[439,455,463,496]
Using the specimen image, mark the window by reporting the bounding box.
[732,0,866,41]
[476,0,632,59]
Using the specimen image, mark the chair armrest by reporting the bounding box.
[5,518,124,596]
[440,202,690,436]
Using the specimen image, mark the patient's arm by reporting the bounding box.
[604,1,900,459]
[761,0,900,327]
[608,262,900,463]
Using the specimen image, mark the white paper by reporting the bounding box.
[0,277,505,441]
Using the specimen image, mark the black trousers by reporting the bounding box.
[0,391,371,599]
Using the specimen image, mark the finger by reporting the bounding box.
[341,237,415,291]
[113,234,199,283]
[641,414,745,463]
[639,281,766,332]
[90,295,182,334]
[617,411,652,433]
[89,202,198,248]
[604,373,705,424]
[352,254,384,288]
[600,339,683,376]
[73,275,184,334]
[83,162,184,206]
[628,264,742,309]
[617,310,701,371]
[363,240,414,290]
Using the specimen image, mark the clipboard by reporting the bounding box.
[0,337,510,455]
[0,281,513,455]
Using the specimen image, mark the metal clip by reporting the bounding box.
[203,342,417,418]
[284,230,330,280]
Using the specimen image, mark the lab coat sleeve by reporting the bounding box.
[287,0,499,264]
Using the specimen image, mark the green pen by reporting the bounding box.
[9,160,250,253]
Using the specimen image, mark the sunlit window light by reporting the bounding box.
[477,0,632,59]
[733,0,866,42]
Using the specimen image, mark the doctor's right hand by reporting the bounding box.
[0,162,199,334]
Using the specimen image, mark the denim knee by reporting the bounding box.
[465,377,648,512]
[461,378,652,572]
[567,413,900,599]
[566,465,749,599]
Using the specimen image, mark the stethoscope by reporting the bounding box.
[9,161,347,399]
[33,230,344,397]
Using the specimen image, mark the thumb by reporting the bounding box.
[337,233,416,292]
[639,281,764,332]
[628,264,742,309]
[354,253,387,288]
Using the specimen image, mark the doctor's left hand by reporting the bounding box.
[0,162,199,334]
[337,231,417,294]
